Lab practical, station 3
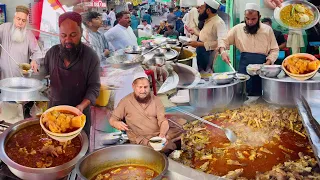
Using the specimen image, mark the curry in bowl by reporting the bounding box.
[280,4,315,28]
[283,55,320,75]
[41,110,86,134]
[5,124,81,168]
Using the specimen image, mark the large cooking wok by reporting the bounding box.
[75,144,168,180]
[0,120,89,180]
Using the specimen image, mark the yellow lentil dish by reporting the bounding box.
[280,4,314,28]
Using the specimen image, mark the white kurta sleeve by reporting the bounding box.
[0,23,5,41]
[28,32,44,64]
[216,20,228,48]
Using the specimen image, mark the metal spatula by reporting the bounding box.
[171,106,237,143]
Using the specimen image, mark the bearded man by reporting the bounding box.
[0,5,43,79]
[109,71,184,152]
[43,12,100,136]
[218,3,279,96]
[187,0,227,73]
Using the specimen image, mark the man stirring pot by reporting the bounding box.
[0,5,43,79]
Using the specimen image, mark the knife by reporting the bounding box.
[301,95,320,138]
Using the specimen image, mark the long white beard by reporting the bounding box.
[11,26,27,43]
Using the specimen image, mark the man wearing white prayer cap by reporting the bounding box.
[109,70,184,153]
[187,0,227,73]
[218,2,279,96]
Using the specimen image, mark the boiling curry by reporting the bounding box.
[171,104,320,179]
[5,124,81,168]
[92,165,159,180]
[280,4,314,28]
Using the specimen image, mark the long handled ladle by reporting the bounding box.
[171,106,237,143]
[0,43,31,73]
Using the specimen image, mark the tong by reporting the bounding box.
[300,96,320,138]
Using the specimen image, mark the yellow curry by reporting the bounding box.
[280,4,314,28]
[42,110,86,133]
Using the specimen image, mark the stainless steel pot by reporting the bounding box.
[104,54,145,69]
[171,47,196,66]
[0,120,89,180]
[262,75,320,105]
[75,144,168,180]
[189,75,249,109]
[0,77,43,101]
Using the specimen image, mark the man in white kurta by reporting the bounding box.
[188,0,227,73]
[0,5,43,79]
[218,3,279,96]
[109,8,116,27]
[137,19,153,37]
[185,7,199,40]
[104,11,138,51]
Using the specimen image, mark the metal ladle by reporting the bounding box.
[171,106,237,143]
[0,43,31,76]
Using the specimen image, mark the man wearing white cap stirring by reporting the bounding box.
[187,0,227,73]
[218,3,279,96]
[109,71,183,152]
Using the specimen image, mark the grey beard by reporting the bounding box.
[11,26,27,43]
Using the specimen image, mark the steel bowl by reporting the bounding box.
[166,39,178,44]
[260,65,282,78]
[211,73,235,85]
[0,77,43,101]
[0,120,88,180]
[106,54,144,69]
[274,0,320,30]
[75,144,168,180]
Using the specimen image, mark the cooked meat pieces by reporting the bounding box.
[256,153,320,179]
[224,169,244,179]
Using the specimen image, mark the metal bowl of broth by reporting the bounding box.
[274,0,320,30]
[75,144,168,180]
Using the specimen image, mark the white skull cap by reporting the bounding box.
[133,71,149,82]
[204,0,220,9]
[245,3,260,12]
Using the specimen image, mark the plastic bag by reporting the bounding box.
[0,102,24,124]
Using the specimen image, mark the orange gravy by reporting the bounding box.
[193,120,313,179]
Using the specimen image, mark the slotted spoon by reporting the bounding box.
[171,106,237,143]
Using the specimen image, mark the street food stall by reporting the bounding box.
[1,0,320,179]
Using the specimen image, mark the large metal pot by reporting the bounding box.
[262,75,320,105]
[75,144,168,180]
[189,76,249,109]
[171,47,196,66]
[0,77,44,101]
[0,120,89,180]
